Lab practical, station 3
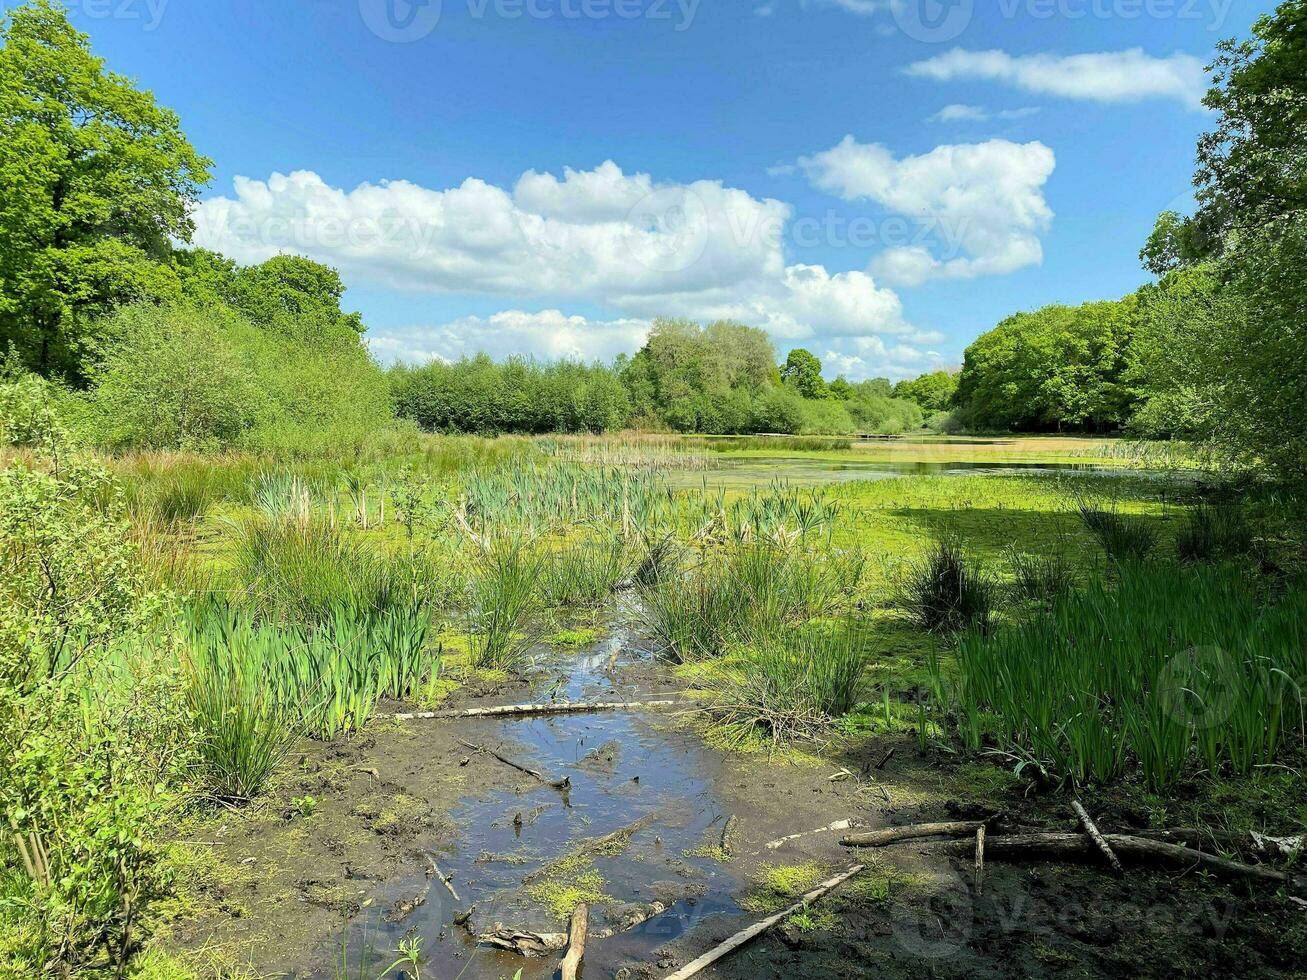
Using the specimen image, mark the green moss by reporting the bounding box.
[739,862,830,913]
[524,855,609,919]
[352,793,432,836]
[547,626,600,648]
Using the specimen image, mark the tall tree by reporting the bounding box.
[781,348,829,399]
[0,0,210,381]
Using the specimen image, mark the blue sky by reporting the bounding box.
[19,0,1276,379]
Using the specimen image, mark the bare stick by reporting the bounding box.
[975,826,985,896]
[455,737,571,791]
[559,903,589,980]
[874,747,896,770]
[765,819,859,851]
[423,852,462,903]
[382,699,683,721]
[661,865,865,980]
[842,819,995,848]
[1072,801,1124,876]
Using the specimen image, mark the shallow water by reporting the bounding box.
[330,628,743,979]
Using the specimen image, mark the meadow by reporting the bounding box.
[4,424,1306,978]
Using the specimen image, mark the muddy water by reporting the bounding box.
[336,629,743,979]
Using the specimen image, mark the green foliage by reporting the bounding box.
[1177,503,1253,563]
[466,540,544,670]
[74,303,391,452]
[1006,548,1076,603]
[902,539,994,634]
[941,562,1307,789]
[781,348,829,399]
[955,300,1136,432]
[391,354,629,435]
[0,355,65,449]
[0,0,211,382]
[893,370,958,413]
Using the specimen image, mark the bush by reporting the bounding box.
[903,539,994,634]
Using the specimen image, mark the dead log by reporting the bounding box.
[936,833,1307,895]
[383,699,683,721]
[455,737,571,791]
[974,826,985,896]
[559,903,588,980]
[765,819,860,851]
[660,864,865,980]
[1072,801,1124,876]
[1138,828,1304,862]
[842,818,997,848]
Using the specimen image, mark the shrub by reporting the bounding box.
[903,539,994,634]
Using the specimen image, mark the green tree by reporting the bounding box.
[0,0,211,381]
[781,349,829,399]
[230,255,365,340]
[893,370,958,413]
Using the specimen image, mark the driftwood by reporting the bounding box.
[974,826,985,896]
[765,819,860,851]
[559,903,588,980]
[660,864,866,980]
[842,817,998,848]
[936,833,1307,895]
[1072,801,1124,876]
[478,925,567,956]
[383,699,682,721]
[455,737,571,791]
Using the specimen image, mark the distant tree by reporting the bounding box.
[893,371,958,413]
[781,349,829,399]
[0,0,211,381]
[230,255,365,340]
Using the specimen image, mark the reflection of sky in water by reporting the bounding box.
[327,633,741,980]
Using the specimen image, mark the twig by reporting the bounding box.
[660,865,865,980]
[559,903,588,980]
[422,852,462,903]
[455,737,571,791]
[1072,801,1124,876]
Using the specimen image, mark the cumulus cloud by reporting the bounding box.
[906,48,1207,107]
[798,136,1055,286]
[928,104,1040,123]
[367,310,652,365]
[192,160,918,355]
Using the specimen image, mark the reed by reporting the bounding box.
[902,539,994,634]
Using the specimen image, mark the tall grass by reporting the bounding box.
[706,622,870,745]
[939,562,1307,790]
[185,599,436,799]
[466,541,544,669]
[1006,547,1076,603]
[1177,502,1253,562]
[538,534,630,607]
[1076,498,1158,562]
[902,539,994,634]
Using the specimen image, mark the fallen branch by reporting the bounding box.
[765,819,860,851]
[455,737,571,791]
[720,815,739,856]
[478,925,567,956]
[559,903,588,980]
[935,833,1307,894]
[660,864,865,980]
[842,818,998,849]
[1138,828,1304,863]
[382,699,683,722]
[1072,801,1123,876]
[975,826,985,897]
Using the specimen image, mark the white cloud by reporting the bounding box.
[798,136,1055,286]
[193,161,919,353]
[928,104,1040,123]
[906,48,1207,107]
[367,310,651,365]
